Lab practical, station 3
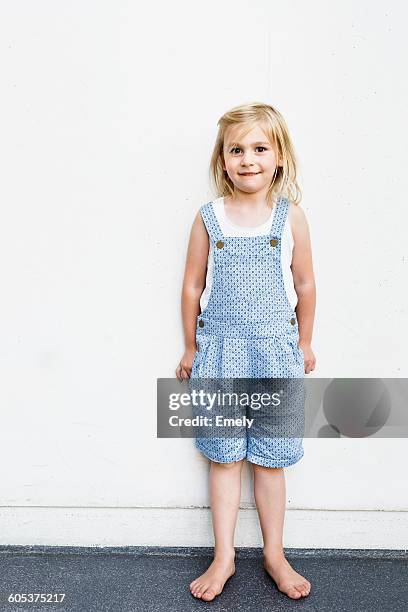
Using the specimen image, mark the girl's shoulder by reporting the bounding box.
[287,200,310,244]
[197,198,224,229]
[195,198,220,236]
[288,199,307,222]
[198,197,222,212]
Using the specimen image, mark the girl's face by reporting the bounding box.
[222,123,281,196]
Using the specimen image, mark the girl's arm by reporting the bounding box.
[289,203,317,374]
[175,212,209,381]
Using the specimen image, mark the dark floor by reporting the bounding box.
[0,546,407,612]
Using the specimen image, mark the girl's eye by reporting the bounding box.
[230,146,268,154]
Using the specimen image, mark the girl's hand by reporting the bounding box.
[299,342,316,374]
[175,347,197,381]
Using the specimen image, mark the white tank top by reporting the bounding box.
[199,197,297,312]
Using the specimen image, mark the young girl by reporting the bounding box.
[176,102,316,601]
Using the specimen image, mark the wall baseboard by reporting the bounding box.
[0,507,407,549]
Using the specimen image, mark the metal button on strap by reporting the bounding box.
[290,317,296,325]
[198,320,204,328]
[270,238,279,247]
[216,240,224,249]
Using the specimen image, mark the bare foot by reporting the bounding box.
[263,551,311,599]
[189,554,236,602]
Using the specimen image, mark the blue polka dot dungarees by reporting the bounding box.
[190,197,305,467]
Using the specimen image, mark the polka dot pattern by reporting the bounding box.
[190,197,305,468]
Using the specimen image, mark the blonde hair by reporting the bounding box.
[209,101,302,206]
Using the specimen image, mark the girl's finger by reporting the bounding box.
[180,366,189,381]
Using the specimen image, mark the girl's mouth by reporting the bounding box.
[239,172,260,176]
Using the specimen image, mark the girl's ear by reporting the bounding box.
[275,149,283,167]
[274,154,283,168]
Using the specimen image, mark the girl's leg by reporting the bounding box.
[252,464,311,599]
[190,459,244,601]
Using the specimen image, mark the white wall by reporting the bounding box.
[1,0,407,548]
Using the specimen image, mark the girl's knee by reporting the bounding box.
[252,463,283,472]
[211,458,244,468]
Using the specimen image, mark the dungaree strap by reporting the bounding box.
[269,196,289,239]
[199,201,224,242]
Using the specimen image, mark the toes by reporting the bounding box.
[298,580,311,596]
[287,586,302,599]
[196,581,209,598]
[201,588,217,601]
[190,581,204,597]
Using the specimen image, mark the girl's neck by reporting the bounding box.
[224,193,275,210]
[222,196,274,228]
